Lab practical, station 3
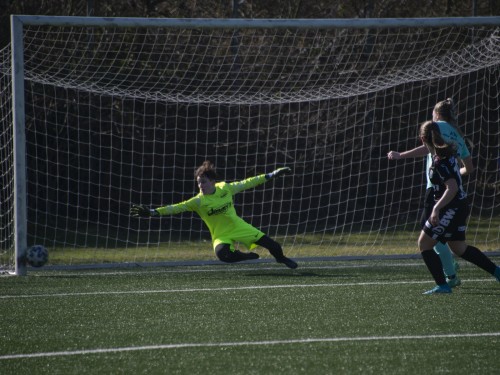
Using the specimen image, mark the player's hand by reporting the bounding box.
[387,151,401,160]
[267,167,291,179]
[430,208,440,226]
[130,204,153,217]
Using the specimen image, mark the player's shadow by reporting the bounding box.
[458,288,500,296]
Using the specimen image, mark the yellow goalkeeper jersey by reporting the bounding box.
[155,174,268,251]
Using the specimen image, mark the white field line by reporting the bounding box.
[1,332,499,360]
[27,262,429,277]
[0,278,496,299]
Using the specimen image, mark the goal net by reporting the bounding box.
[1,16,499,273]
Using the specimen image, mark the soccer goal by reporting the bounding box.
[2,16,499,275]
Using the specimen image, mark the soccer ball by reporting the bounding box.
[27,245,48,267]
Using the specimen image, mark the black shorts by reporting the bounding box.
[420,188,435,229]
[422,199,468,242]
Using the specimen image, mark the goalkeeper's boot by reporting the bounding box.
[423,284,452,295]
[276,257,298,269]
[446,275,461,288]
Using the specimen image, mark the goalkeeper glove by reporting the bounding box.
[130,204,159,217]
[266,167,291,179]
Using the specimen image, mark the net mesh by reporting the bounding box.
[1,20,499,268]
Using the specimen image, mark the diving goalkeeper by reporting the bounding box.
[130,161,298,269]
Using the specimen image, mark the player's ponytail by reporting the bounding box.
[419,121,456,158]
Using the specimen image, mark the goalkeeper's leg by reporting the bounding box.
[215,244,259,263]
[256,235,298,269]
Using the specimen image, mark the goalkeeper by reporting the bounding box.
[130,161,298,269]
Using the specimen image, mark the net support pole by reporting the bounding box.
[11,15,27,276]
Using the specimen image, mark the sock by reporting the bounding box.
[255,235,286,260]
[494,267,500,281]
[460,245,497,275]
[421,249,447,285]
[434,242,456,277]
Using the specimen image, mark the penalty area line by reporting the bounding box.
[1,332,499,360]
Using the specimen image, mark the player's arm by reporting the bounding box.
[429,178,458,226]
[454,136,473,176]
[130,197,199,217]
[387,145,428,160]
[228,167,292,195]
[458,155,474,176]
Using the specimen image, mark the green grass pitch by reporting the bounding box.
[1,258,499,374]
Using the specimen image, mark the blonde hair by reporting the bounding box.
[434,98,457,125]
[433,98,466,139]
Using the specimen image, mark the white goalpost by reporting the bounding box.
[1,15,499,274]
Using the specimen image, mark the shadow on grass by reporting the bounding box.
[458,288,500,296]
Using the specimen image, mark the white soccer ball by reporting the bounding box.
[27,245,49,267]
